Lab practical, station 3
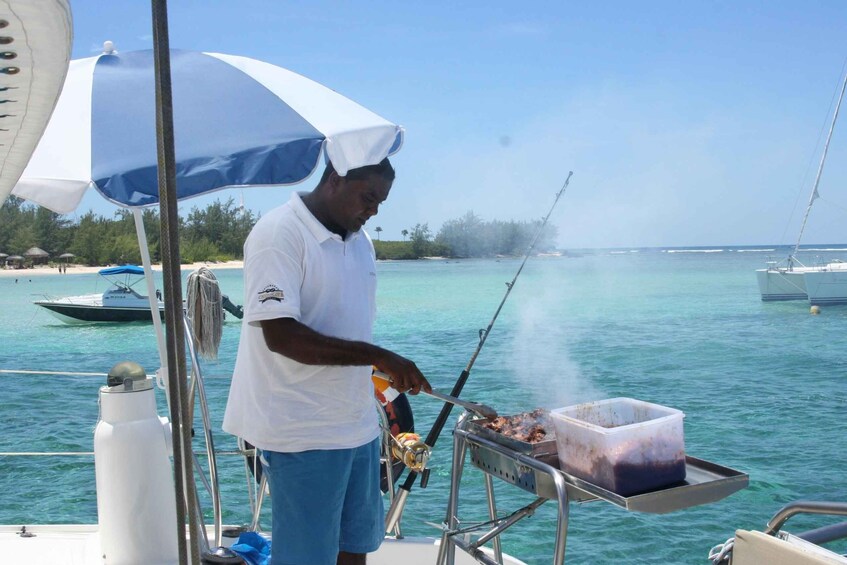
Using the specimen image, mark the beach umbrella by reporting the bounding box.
[7,40,404,396]
[0,253,8,259]
[23,246,49,258]
[59,252,75,261]
[24,246,49,265]
[5,255,23,271]
[11,44,404,214]
[24,247,49,261]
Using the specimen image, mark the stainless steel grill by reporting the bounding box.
[466,415,568,500]
[439,412,751,564]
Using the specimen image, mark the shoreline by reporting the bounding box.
[0,260,245,278]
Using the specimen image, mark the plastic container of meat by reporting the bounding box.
[550,398,685,496]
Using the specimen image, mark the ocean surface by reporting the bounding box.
[1,245,846,564]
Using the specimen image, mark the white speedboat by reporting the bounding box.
[34,265,166,323]
[34,265,243,324]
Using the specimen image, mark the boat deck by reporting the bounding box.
[0,525,526,565]
[0,525,101,565]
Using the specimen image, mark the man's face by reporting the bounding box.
[328,172,392,234]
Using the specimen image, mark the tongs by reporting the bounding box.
[373,370,498,420]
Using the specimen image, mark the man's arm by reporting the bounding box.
[260,317,431,395]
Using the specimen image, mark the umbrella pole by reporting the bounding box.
[151,1,201,563]
[131,208,168,387]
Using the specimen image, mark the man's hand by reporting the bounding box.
[261,318,431,394]
[376,351,432,396]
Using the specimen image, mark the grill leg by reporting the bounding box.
[551,470,570,564]
[483,473,503,563]
[438,416,470,565]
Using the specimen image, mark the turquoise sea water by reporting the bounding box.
[1,246,846,564]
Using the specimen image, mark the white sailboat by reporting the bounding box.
[756,66,847,303]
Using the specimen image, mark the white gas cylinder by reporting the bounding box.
[94,362,178,564]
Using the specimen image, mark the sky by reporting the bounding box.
[66,0,847,249]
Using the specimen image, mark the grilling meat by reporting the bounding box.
[483,408,550,443]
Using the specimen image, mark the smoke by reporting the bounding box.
[505,274,605,410]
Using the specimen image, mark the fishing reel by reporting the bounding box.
[390,432,431,473]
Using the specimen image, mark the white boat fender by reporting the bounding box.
[94,361,179,565]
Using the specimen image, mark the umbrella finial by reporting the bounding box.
[102,41,117,55]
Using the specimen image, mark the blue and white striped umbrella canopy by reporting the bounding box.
[12,47,404,214]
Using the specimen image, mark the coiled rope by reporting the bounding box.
[186,266,223,360]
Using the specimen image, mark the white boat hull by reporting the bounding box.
[803,269,847,305]
[34,293,166,324]
[757,261,847,304]
[756,268,807,301]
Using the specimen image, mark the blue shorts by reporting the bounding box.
[261,437,384,565]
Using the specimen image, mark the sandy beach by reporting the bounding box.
[0,260,244,278]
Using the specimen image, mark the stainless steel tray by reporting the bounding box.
[463,428,748,514]
[562,455,749,514]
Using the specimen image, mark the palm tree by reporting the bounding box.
[375,226,383,241]
[401,229,408,241]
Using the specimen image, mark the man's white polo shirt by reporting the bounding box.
[223,192,379,453]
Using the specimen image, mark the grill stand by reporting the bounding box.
[437,413,749,564]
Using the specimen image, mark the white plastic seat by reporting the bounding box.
[731,529,847,565]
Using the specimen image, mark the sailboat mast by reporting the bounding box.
[793,68,847,257]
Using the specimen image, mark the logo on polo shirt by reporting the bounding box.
[258,284,285,303]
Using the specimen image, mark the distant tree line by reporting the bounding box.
[435,211,558,258]
[374,212,558,260]
[0,198,557,264]
[0,196,256,266]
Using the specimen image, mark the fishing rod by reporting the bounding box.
[385,170,573,531]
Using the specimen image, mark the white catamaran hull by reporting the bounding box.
[803,268,847,305]
[755,268,808,301]
[757,261,847,304]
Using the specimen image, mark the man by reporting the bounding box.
[223,157,431,565]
